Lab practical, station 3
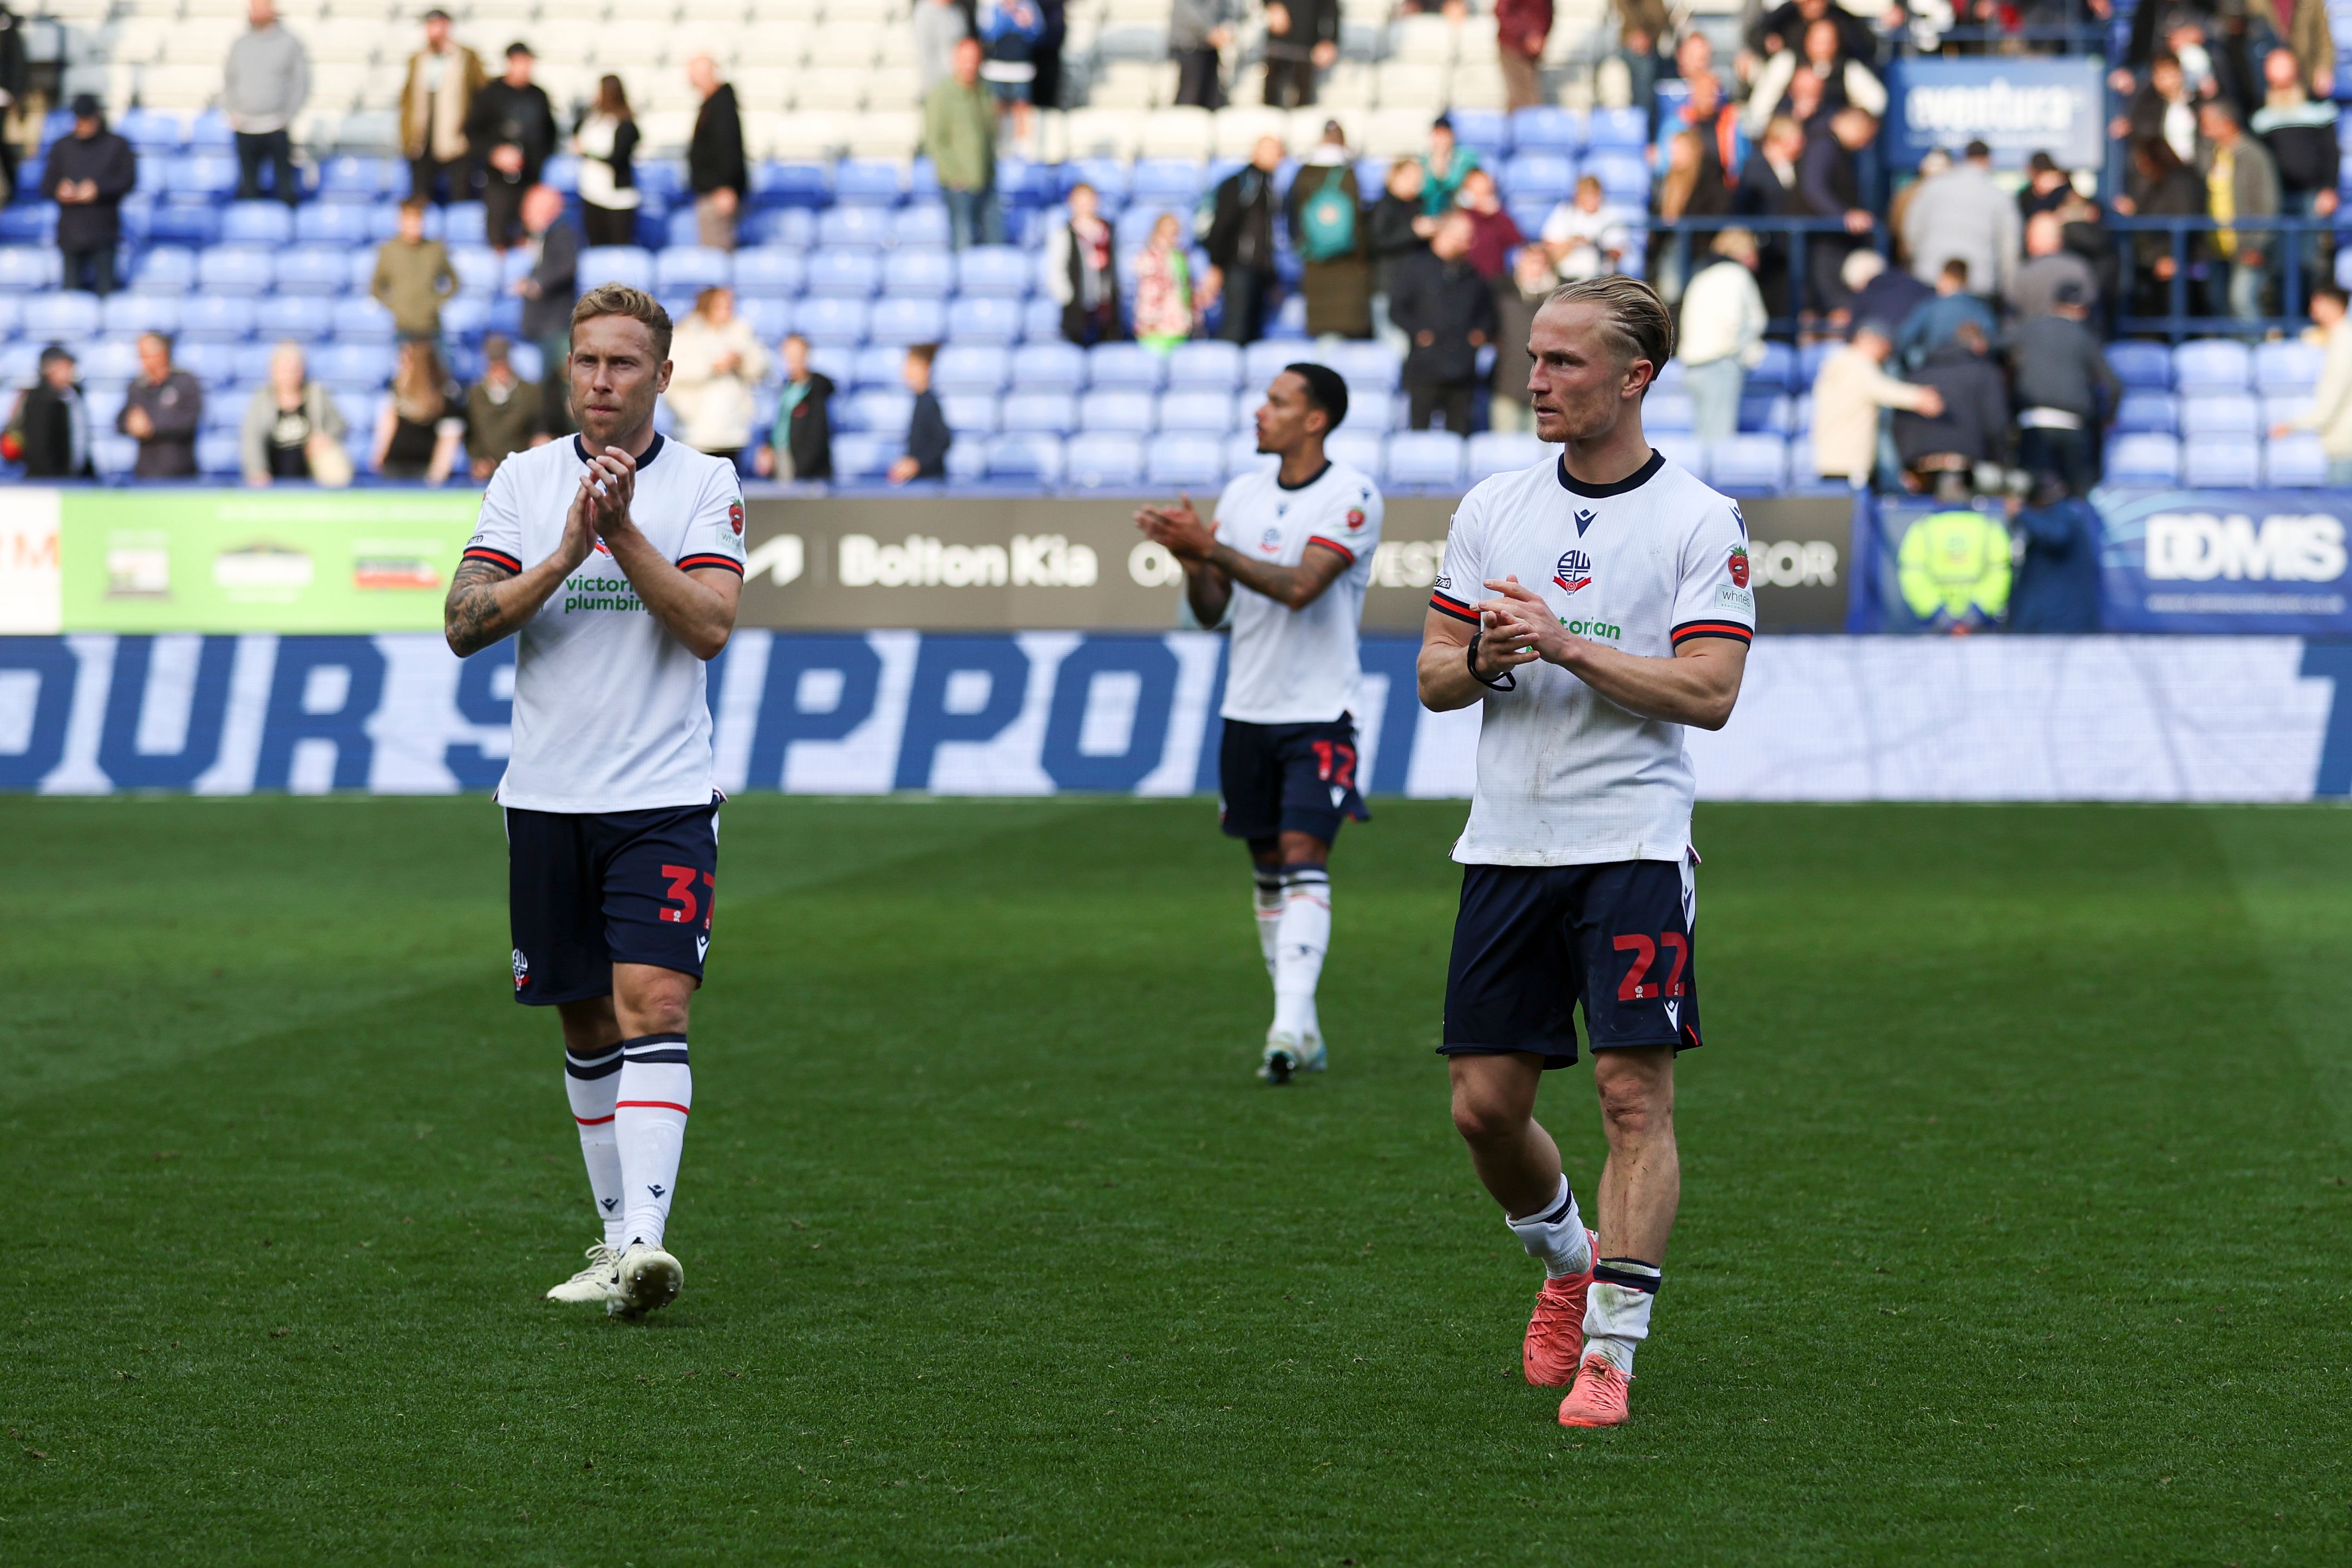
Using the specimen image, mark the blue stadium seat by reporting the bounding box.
[1064,157,1135,202]
[1500,153,1575,206]
[1646,358,1683,394]
[219,201,294,247]
[2264,432,2329,485]
[1321,339,1401,392]
[315,341,397,393]
[2105,432,2181,486]
[1087,341,1167,390]
[2182,435,2260,487]
[1132,159,1206,203]
[1001,391,1079,433]
[272,295,335,339]
[1158,389,1236,434]
[1079,388,1157,433]
[792,296,870,345]
[744,207,817,248]
[2255,339,2324,393]
[956,245,1033,297]
[174,340,238,383]
[437,203,488,246]
[1467,430,1550,482]
[1387,430,1466,487]
[987,432,1065,483]
[948,295,1025,342]
[1645,391,1695,431]
[174,153,239,197]
[738,294,794,340]
[187,112,233,152]
[273,246,349,296]
[1750,340,1798,391]
[2104,339,2173,390]
[0,246,59,290]
[1511,107,1583,154]
[2180,392,2259,437]
[1739,393,1795,435]
[579,246,654,292]
[2113,390,2178,434]
[656,246,734,293]
[1585,108,1648,150]
[1148,433,1226,486]
[440,295,493,338]
[805,247,881,298]
[893,203,951,248]
[128,246,197,296]
[1337,389,1395,433]
[1020,295,1064,341]
[294,202,388,246]
[1799,339,1839,388]
[843,388,914,434]
[831,433,897,480]
[833,160,906,206]
[2172,338,2251,393]
[935,343,1012,395]
[754,161,832,207]
[1011,341,1088,391]
[941,393,1000,435]
[2263,393,2311,429]
[944,437,990,482]
[1583,154,1649,205]
[1267,292,1308,340]
[1065,434,1145,488]
[1222,430,1275,476]
[89,433,138,478]
[1323,429,1383,480]
[868,296,948,344]
[663,208,705,250]
[1113,204,1179,254]
[816,205,893,249]
[103,293,178,337]
[1448,108,1510,154]
[0,202,56,245]
[196,432,243,477]
[331,297,396,342]
[1650,432,1707,475]
[1710,434,1788,491]
[995,158,1057,208]
[118,108,185,155]
[1166,339,1242,391]
[225,340,278,383]
[449,245,501,296]
[883,247,955,296]
[24,291,100,339]
[732,248,805,297]
[851,344,906,387]
[1243,339,1298,392]
[0,295,17,336]
[80,338,142,383]
[315,155,389,202]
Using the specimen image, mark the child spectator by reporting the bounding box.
[1132,213,1198,350]
[889,343,951,484]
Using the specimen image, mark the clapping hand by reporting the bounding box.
[1134,493,1215,561]
[1473,576,1572,671]
[580,445,638,541]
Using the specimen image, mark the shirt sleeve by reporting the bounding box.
[675,463,749,576]
[1208,475,1246,549]
[1428,486,1486,623]
[461,458,527,573]
[1306,475,1382,567]
[1669,496,1758,648]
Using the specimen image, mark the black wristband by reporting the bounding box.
[1467,629,1517,691]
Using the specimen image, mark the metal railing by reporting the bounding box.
[2102,213,2343,341]
[1648,214,1889,337]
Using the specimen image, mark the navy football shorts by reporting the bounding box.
[1440,856,1703,1069]
[1217,715,1370,845]
[504,796,720,1006]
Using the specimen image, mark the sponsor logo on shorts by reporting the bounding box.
[512,948,529,991]
[1554,549,1594,594]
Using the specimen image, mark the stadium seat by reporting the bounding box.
[1326,429,1386,480]
[733,249,806,297]
[101,292,177,337]
[219,201,294,247]
[174,341,238,384]
[946,295,1025,342]
[882,247,955,296]
[831,432,897,480]
[331,297,396,343]
[2255,339,2325,394]
[1645,392,1695,431]
[1739,394,1795,435]
[80,338,142,383]
[944,437,991,482]
[2183,435,2261,487]
[1322,339,1401,392]
[1510,106,1583,154]
[754,162,832,207]
[940,393,1000,436]
[2180,393,2260,437]
[987,432,1066,484]
[663,209,706,251]
[816,204,893,248]
[1064,157,1135,202]
[0,246,60,290]
[315,155,391,202]
[1586,107,1649,150]
[1132,159,1205,204]
[832,160,906,205]
[315,341,397,393]
[173,153,238,198]
[2105,341,2173,390]
[1157,389,1236,434]
[656,247,734,293]
[1467,430,1550,482]
[579,246,654,292]
[803,247,879,298]
[851,345,907,387]
[1337,390,1395,433]
[844,388,914,434]
[195,247,273,297]
[1709,434,1788,491]
[793,295,869,345]
[294,202,387,246]
[2172,339,2251,393]
[893,204,951,248]
[868,297,948,345]
[1020,296,1066,341]
[1224,430,1277,477]
[1147,433,1226,486]
[195,432,243,477]
[1001,391,1079,434]
[24,291,101,339]
[956,245,1033,298]
[0,202,55,246]
[440,295,494,338]
[1387,430,1466,487]
[1064,434,1145,488]
[1650,433,1707,476]
[2105,432,2181,486]
[1750,341,1798,391]
[744,207,818,248]
[1165,339,1242,391]
[437,204,488,247]
[1080,388,1157,433]
[1011,341,1088,392]
[449,245,504,297]
[935,344,1012,395]
[1501,153,1575,206]
[272,295,335,340]
[1243,339,1298,393]
[90,432,138,478]
[2113,390,2179,434]
[1087,342,1168,390]
[273,246,349,296]
[2264,432,2329,486]
[2263,393,2312,429]
[735,295,792,340]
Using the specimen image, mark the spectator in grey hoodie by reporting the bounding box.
[1899,140,2018,303]
[913,0,969,94]
[223,0,309,206]
[2003,282,2119,495]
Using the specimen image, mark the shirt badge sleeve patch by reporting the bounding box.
[728,500,746,537]
[1728,544,1750,588]
[1345,507,1366,531]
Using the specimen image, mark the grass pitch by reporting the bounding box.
[3,795,2349,1566]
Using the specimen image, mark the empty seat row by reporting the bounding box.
[2106,338,2328,395]
[2104,431,2336,488]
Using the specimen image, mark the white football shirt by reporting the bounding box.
[1211,458,1385,726]
[1429,449,1755,866]
[463,434,748,813]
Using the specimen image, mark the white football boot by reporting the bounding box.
[544,1242,622,1305]
[610,1242,684,1319]
[1259,1029,1305,1084]
[1298,1026,1328,1073]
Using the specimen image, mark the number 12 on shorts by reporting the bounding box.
[659,864,715,931]
[1615,932,1688,1001]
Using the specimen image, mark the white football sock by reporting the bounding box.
[1583,1258,1661,1374]
[1504,1174,1593,1278]
[614,1034,692,1252]
[564,1043,627,1250]
[1252,865,1284,981]
[1271,863,1330,1040]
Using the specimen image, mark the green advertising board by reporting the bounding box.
[59,489,485,632]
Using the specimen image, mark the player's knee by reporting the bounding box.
[1451,1083,1525,1146]
[1592,1059,1670,1138]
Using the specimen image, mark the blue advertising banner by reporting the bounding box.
[1889,57,2106,170]
[2096,489,2352,635]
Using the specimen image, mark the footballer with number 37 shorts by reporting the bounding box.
[1417,276,1753,1428]
[442,283,747,1322]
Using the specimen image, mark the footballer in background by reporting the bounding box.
[1135,363,1385,1084]
[442,283,747,1319]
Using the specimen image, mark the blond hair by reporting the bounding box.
[1545,275,1676,388]
[571,283,674,362]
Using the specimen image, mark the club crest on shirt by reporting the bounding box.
[1728,544,1750,587]
[1553,549,1594,594]
[1259,526,1283,553]
[727,500,745,537]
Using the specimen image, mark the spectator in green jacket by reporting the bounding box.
[371,198,458,340]
[924,37,1001,250]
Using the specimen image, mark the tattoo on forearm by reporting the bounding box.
[445,558,518,656]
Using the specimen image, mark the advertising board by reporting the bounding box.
[1889,57,2106,170]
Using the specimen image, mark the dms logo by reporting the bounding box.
[1553,550,1595,593]
[2145,513,2348,582]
